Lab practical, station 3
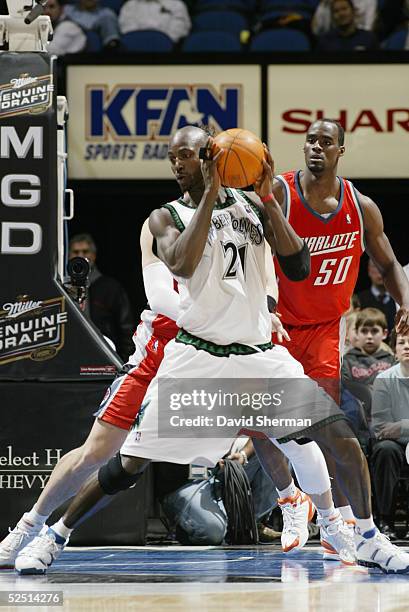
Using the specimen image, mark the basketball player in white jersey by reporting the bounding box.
[15,126,408,574]
[12,126,363,574]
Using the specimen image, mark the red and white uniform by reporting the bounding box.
[275,170,365,380]
[95,309,178,430]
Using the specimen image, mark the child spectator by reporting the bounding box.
[371,330,409,539]
[342,307,395,389]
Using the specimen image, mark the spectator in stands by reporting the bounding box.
[118,0,191,43]
[342,307,395,390]
[358,259,397,334]
[312,0,377,36]
[45,0,87,55]
[64,0,120,49]
[69,233,134,361]
[371,330,409,539]
[157,439,280,545]
[316,0,378,51]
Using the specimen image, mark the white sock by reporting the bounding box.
[338,505,355,521]
[277,479,297,499]
[355,517,376,535]
[317,504,337,520]
[20,508,48,531]
[51,518,73,540]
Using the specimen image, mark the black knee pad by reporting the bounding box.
[98,452,141,495]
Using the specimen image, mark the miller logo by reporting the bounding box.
[0,296,68,365]
[0,72,54,118]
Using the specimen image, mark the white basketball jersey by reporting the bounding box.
[163,188,271,346]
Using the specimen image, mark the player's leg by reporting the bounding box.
[253,437,354,563]
[15,453,150,575]
[283,320,354,521]
[311,418,409,573]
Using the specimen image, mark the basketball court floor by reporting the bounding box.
[1,544,409,611]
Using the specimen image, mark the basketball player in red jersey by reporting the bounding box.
[271,118,409,551]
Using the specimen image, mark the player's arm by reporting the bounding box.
[149,144,222,278]
[140,218,180,321]
[360,192,409,333]
[265,244,278,305]
[252,145,310,281]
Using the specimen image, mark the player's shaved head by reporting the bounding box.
[169,126,208,150]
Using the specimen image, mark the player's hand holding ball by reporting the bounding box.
[254,144,275,200]
[201,137,223,202]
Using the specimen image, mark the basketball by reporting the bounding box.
[214,128,265,189]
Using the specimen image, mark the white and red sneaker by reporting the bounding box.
[319,513,356,565]
[278,488,315,553]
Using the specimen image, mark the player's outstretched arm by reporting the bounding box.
[360,192,409,333]
[149,146,222,278]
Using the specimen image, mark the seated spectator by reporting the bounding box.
[312,0,377,35]
[342,307,395,391]
[358,259,397,334]
[371,330,409,539]
[69,233,134,361]
[118,0,191,43]
[158,439,280,545]
[64,0,120,49]
[45,0,87,55]
[316,0,378,51]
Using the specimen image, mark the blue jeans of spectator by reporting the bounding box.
[161,455,279,545]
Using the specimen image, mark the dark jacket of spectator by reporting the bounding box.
[342,346,395,388]
[317,26,378,50]
[88,267,134,361]
[357,288,396,333]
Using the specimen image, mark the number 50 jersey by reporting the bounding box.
[162,188,271,347]
[276,170,364,326]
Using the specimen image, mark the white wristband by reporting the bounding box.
[239,450,248,465]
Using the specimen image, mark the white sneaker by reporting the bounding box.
[0,517,42,569]
[278,488,315,553]
[15,527,68,575]
[319,513,356,565]
[355,527,409,574]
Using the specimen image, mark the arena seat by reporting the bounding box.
[182,31,242,52]
[86,30,103,52]
[193,11,248,35]
[249,28,311,52]
[100,0,123,13]
[121,30,174,52]
[194,0,256,14]
[382,29,409,50]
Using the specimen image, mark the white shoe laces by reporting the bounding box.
[2,527,28,552]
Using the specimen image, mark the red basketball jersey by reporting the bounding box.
[276,170,365,326]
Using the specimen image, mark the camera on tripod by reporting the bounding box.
[65,257,90,307]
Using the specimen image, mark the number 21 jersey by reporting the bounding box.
[276,170,364,326]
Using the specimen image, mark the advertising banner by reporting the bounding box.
[67,64,261,179]
[0,53,121,380]
[0,382,151,545]
[268,64,409,178]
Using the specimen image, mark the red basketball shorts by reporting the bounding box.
[95,322,174,430]
[280,318,346,403]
